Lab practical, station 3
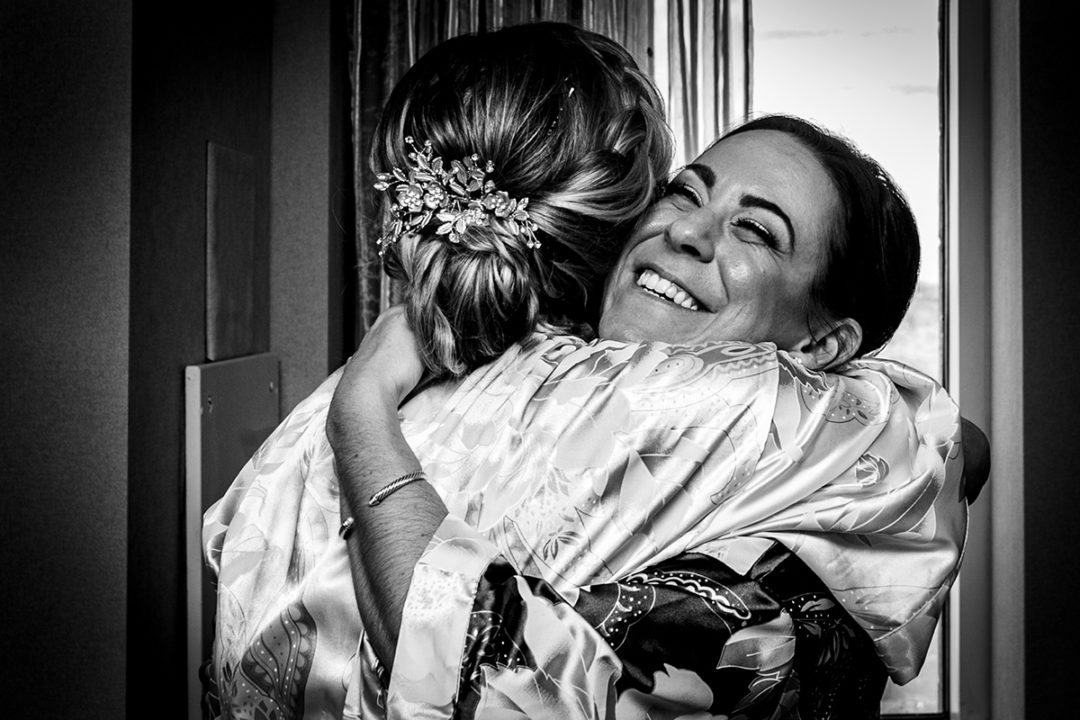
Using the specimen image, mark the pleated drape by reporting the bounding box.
[661,0,751,167]
[349,0,749,336]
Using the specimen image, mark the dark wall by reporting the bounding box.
[0,1,131,717]
[1020,3,1080,717]
[128,1,271,715]
[1,1,350,715]
[270,0,356,413]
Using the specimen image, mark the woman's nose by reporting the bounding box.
[664,212,716,263]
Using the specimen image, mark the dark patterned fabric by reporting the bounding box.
[755,547,888,719]
[455,542,885,719]
[200,657,222,720]
[208,602,318,720]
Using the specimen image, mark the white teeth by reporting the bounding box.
[635,270,700,311]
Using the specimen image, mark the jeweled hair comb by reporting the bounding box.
[374,137,540,254]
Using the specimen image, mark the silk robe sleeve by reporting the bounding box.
[388,516,886,720]
[201,368,369,719]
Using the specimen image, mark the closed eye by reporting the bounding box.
[663,181,703,208]
[732,216,777,248]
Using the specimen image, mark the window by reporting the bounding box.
[751,0,946,714]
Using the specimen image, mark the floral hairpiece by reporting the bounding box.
[374,136,540,254]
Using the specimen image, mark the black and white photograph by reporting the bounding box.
[2,1,1074,718]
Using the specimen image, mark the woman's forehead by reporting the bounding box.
[691,130,839,240]
[693,130,823,183]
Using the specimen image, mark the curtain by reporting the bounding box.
[662,0,751,167]
[349,0,749,336]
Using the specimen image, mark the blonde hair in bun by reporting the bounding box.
[373,22,673,376]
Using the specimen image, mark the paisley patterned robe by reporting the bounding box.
[202,333,967,719]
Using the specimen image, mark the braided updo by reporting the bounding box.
[372,22,673,376]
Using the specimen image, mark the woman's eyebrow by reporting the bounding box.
[740,194,795,245]
[684,163,717,188]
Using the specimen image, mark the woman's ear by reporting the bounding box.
[788,318,863,371]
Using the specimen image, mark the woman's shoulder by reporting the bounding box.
[544,333,780,382]
[400,332,784,432]
[771,350,957,426]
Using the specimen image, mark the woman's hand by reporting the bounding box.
[960,417,991,503]
[328,306,425,449]
[345,305,426,403]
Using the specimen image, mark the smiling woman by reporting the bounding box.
[203,112,968,719]
[600,129,840,357]
[202,20,967,715]
[600,115,920,374]
[309,114,963,717]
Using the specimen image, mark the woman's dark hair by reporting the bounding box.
[723,114,921,359]
[372,22,673,376]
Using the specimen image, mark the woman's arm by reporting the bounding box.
[326,306,447,672]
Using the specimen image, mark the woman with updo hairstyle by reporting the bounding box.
[370,22,673,376]
[203,27,976,712]
[322,114,970,716]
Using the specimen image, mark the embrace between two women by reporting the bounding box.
[203,22,979,720]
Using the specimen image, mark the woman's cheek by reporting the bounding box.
[632,207,673,242]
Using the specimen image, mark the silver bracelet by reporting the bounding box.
[338,471,429,540]
[367,470,427,507]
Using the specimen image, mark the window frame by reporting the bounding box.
[947,0,1022,718]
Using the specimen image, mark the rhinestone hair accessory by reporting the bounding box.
[374,137,540,254]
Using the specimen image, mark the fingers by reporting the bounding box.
[959,417,991,503]
[340,306,426,404]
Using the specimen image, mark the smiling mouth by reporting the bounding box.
[635,269,701,311]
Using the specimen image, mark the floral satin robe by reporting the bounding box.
[203,333,967,719]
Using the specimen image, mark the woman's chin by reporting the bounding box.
[598,294,704,343]
[597,321,648,342]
